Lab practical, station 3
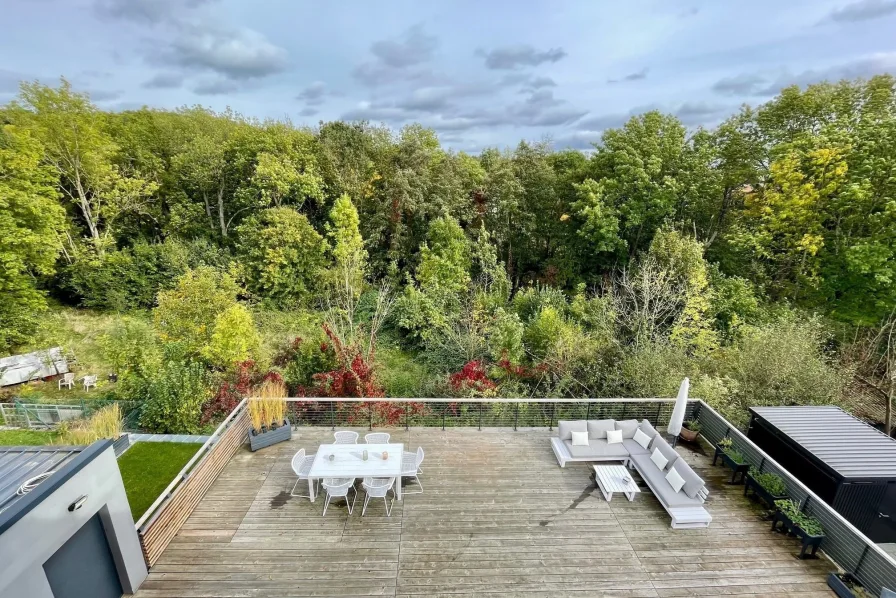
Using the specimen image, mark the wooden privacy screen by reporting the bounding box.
[137,407,250,566]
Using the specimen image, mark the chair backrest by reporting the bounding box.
[291,449,306,475]
[84,375,97,384]
[365,432,390,444]
[334,431,359,444]
[416,446,425,467]
[362,477,394,497]
[63,373,75,383]
[322,477,354,496]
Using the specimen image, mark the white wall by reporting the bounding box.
[0,444,147,597]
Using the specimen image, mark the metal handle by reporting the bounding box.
[880,513,891,519]
[68,495,88,512]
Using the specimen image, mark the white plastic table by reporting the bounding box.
[308,443,404,502]
[593,464,641,502]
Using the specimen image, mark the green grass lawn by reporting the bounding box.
[0,429,58,445]
[117,442,201,522]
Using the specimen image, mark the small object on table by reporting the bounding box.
[328,454,335,462]
[382,451,389,460]
[362,449,369,461]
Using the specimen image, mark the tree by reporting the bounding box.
[10,79,157,252]
[153,266,240,356]
[235,207,326,307]
[202,304,260,368]
[0,125,65,348]
[325,194,368,299]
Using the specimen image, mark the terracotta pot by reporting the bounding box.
[679,427,699,442]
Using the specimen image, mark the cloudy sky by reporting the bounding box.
[2,0,896,151]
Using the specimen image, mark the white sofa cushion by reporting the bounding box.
[666,466,686,493]
[633,428,652,450]
[616,419,640,439]
[606,429,623,444]
[571,431,589,446]
[652,436,680,470]
[558,420,587,441]
[587,419,616,439]
[650,447,668,471]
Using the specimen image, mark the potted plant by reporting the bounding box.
[744,468,788,508]
[712,437,750,484]
[679,419,701,442]
[248,380,291,451]
[827,572,872,598]
[772,499,825,559]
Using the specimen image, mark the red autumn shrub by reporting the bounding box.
[449,360,497,396]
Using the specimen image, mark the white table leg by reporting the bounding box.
[396,476,403,501]
[309,478,316,502]
[625,490,635,501]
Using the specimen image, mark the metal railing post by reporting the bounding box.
[514,403,519,431]
[330,401,335,430]
[655,403,661,425]
[369,402,373,431]
[442,405,446,431]
[405,402,409,431]
[549,403,555,431]
[479,402,483,431]
[586,402,591,420]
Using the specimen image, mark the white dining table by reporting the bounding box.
[307,443,404,502]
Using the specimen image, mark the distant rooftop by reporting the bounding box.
[0,446,83,516]
[750,405,896,478]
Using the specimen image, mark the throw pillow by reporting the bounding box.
[606,429,623,444]
[633,428,652,450]
[571,430,589,446]
[666,466,686,493]
[650,447,668,470]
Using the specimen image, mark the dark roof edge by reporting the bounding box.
[0,439,112,536]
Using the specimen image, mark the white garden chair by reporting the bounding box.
[362,477,395,516]
[364,432,390,444]
[58,373,75,390]
[82,375,97,391]
[290,448,317,500]
[333,431,359,444]
[321,478,357,516]
[401,447,424,494]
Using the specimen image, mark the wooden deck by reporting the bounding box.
[133,428,835,597]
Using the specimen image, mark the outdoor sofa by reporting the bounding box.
[551,418,712,529]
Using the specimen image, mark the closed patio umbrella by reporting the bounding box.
[667,377,689,439]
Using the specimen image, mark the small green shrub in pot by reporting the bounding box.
[679,419,701,442]
[775,499,824,537]
[749,469,787,497]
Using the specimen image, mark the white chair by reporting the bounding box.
[401,447,424,494]
[364,432,390,444]
[333,431,359,444]
[321,478,357,516]
[58,373,75,390]
[362,477,395,516]
[290,449,317,500]
[82,375,97,391]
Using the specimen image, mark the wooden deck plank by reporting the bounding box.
[132,428,835,598]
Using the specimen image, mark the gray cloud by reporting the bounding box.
[158,23,288,80]
[554,131,602,150]
[370,25,437,68]
[297,81,328,105]
[142,72,183,89]
[829,0,896,22]
[86,89,123,102]
[673,101,729,126]
[299,107,319,117]
[478,45,567,70]
[353,26,439,86]
[191,77,241,95]
[608,68,648,84]
[95,0,215,25]
[528,76,556,89]
[713,53,896,97]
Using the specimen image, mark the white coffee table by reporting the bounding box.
[593,464,640,502]
[308,443,404,502]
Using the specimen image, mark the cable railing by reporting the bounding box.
[281,396,694,431]
[695,400,896,596]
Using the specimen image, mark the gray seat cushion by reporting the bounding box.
[616,419,640,439]
[638,419,658,440]
[558,420,586,441]
[587,419,616,439]
[671,459,705,499]
[623,439,650,456]
[630,454,705,508]
[651,436,680,470]
[563,439,630,459]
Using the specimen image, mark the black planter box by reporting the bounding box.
[712,445,750,484]
[771,508,825,559]
[248,418,292,451]
[827,573,865,598]
[744,473,788,509]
